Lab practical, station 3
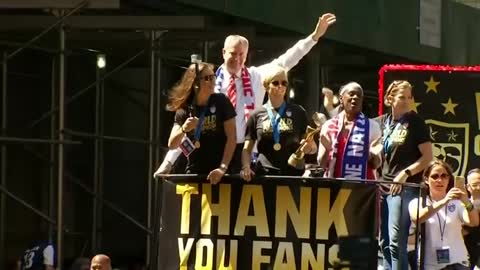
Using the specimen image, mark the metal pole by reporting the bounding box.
[26,49,145,130]
[0,185,57,225]
[56,23,66,270]
[92,67,100,254]
[415,186,422,270]
[146,30,157,267]
[203,40,209,62]
[5,0,88,61]
[49,57,57,241]
[92,62,105,254]
[97,65,105,253]
[154,52,162,164]
[0,51,8,270]
[320,65,328,87]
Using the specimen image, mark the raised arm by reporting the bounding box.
[409,197,448,224]
[257,13,336,73]
[458,189,479,227]
[463,204,479,227]
[168,110,198,149]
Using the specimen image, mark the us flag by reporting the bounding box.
[378,64,480,176]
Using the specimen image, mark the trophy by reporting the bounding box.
[288,112,326,169]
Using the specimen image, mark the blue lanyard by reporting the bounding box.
[429,196,447,242]
[193,96,211,142]
[383,114,406,154]
[265,101,287,145]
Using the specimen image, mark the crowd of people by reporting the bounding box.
[149,11,480,270]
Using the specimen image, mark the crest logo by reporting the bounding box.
[426,119,469,176]
[210,106,216,114]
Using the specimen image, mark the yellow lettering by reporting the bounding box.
[176,184,199,234]
[178,238,195,269]
[234,185,269,237]
[251,241,271,270]
[316,188,350,239]
[273,242,296,270]
[275,186,311,238]
[195,239,214,269]
[475,93,480,129]
[301,243,325,270]
[279,118,293,131]
[328,244,340,268]
[216,239,238,270]
[201,184,231,235]
[203,115,217,131]
[475,135,480,156]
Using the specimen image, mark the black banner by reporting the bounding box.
[157,176,378,270]
[379,65,480,174]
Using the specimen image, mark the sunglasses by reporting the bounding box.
[271,80,288,87]
[201,74,216,82]
[430,173,449,180]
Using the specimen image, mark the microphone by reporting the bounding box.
[190,54,202,64]
[188,54,202,116]
[191,54,202,91]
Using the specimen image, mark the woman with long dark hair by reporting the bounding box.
[166,62,236,184]
[409,160,478,270]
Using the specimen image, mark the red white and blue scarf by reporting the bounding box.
[325,111,370,180]
[215,65,255,120]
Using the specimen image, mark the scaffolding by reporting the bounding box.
[0,2,208,269]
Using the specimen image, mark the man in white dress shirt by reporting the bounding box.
[154,13,336,176]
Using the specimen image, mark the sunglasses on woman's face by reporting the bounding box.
[430,173,449,180]
[201,74,216,82]
[271,80,288,87]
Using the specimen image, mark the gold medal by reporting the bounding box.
[194,141,201,149]
[273,143,281,151]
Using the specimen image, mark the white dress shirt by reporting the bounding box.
[218,35,317,143]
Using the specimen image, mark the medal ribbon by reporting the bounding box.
[429,196,448,242]
[265,101,287,147]
[436,206,447,242]
[193,96,211,143]
[383,113,407,154]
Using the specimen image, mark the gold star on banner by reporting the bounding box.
[429,126,438,141]
[424,76,440,93]
[411,97,421,113]
[441,98,459,115]
[447,130,458,142]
